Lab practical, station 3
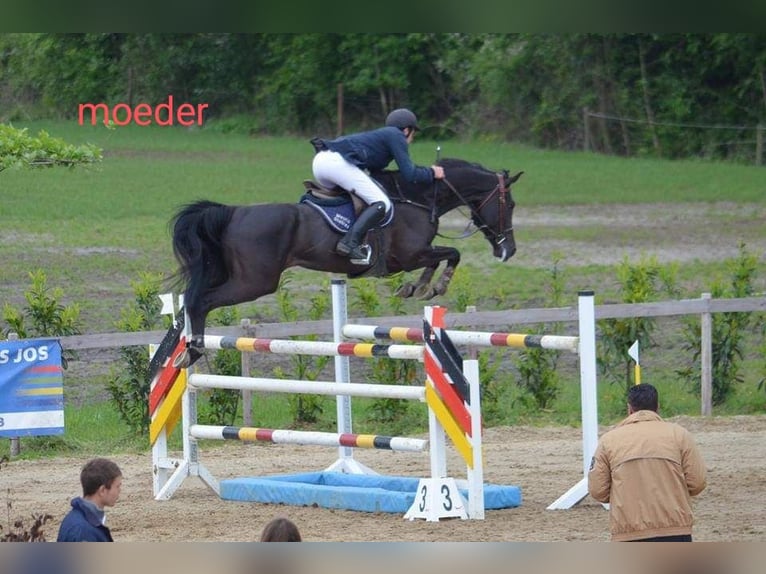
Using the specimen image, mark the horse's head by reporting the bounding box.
[438,159,523,262]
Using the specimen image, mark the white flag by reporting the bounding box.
[627,340,639,364]
[159,293,175,316]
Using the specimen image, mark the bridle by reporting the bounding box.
[438,172,513,243]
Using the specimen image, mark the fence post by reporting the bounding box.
[700,293,713,416]
[583,108,590,152]
[465,305,478,360]
[756,124,763,166]
[7,332,20,457]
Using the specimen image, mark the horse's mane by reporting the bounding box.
[437,157,493,173]
[373,158,493,179]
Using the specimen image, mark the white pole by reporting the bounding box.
[189,374,426,401]
[547,290,598,510]
[332,279,353,460]
[578,291,598,481]
[465,358,484,519]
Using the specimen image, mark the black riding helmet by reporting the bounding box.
[385,108,420,131]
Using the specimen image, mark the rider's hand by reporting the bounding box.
[431,165,445,179]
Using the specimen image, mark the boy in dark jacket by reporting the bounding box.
[57,457,123,542]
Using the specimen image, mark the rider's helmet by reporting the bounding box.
[385,108,420,131]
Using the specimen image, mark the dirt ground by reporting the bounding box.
[2,201,764,544]
[2,414,763,542]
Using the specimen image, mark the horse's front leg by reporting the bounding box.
[395,266,437,299]
[397,246,461,300]
[422,246,460,299]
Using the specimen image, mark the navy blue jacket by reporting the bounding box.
[322,126,434,184]
[56,497,113,542]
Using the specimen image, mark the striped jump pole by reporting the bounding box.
[190,425,428,452]
[202,334,423,360]
[342,325,579,353]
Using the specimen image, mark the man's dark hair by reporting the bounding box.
[628,383,659,413]
[80,458,122,496]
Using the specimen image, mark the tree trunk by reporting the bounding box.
[759,62,766,114]
[638,37,661,156]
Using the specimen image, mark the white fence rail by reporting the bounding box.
[16,293,766,418]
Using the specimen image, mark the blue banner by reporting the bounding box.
[0,339,64,437]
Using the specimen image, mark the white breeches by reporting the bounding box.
[312,151,392,213]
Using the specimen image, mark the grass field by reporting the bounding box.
[1,120,765,457]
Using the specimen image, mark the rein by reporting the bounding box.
[436,172,511,242]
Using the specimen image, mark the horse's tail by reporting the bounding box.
[170,200,235,313]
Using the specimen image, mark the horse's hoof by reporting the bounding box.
[172,350,191,369]
[395,283,416,298]
[433,284,449,297]
[172,348,202,369]
[414,285,436,300]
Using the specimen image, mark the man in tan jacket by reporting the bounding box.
[588,383,707,541]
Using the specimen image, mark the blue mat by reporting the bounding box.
[220,472,521,513]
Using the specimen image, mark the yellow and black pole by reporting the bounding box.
[628,340,641,385]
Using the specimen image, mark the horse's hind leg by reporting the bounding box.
[173,302,207,368]
[432,264,456,297]
[179,276,280,366]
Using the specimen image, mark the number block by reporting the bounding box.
[404,477,468,521]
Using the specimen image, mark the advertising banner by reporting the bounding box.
[0,338,64,437]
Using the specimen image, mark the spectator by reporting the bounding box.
[260,517,302,542]
[57,458,122,542]
[588,383,707,541]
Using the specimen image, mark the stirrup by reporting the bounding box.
[348,244,372,265]
[336,239,354,256]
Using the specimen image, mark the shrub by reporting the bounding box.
[105,272,165,435]
[513,255,566,410]
[1,269,81,367]
[679,243,760,405]
[599,255,678,396]
[273,274,330,425]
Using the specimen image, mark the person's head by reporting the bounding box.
[385,108,419,142]
[80,458,122,508]
[627,383,659,414]
[260,517,302,542]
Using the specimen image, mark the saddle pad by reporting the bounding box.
[299,192,396,234]
[300,192,354,233]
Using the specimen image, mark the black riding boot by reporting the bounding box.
[336,201,387,261]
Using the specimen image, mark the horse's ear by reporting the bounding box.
[506,170,524,186]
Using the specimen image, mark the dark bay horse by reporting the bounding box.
[171,158,522,367]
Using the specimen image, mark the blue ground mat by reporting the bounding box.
[220,472,521,514]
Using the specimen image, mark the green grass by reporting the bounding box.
[2,120,765,458]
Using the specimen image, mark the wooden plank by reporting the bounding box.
[33,295,766,350]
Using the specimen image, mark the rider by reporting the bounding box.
[311,108,445,262]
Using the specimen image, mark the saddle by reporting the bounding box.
[300,181,362,234]
[302,180,366,212]
[299,180,390,276]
